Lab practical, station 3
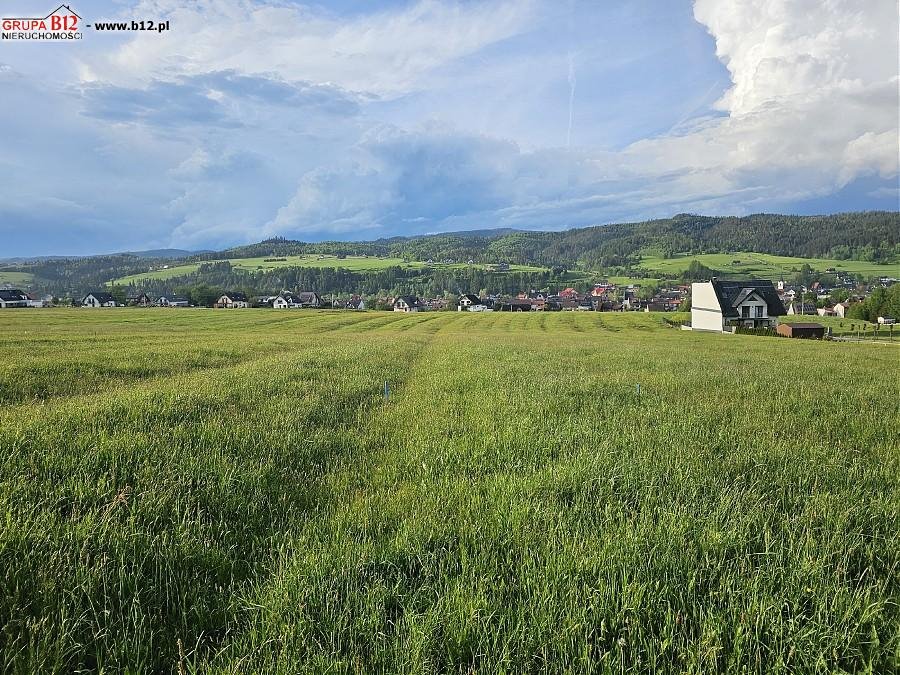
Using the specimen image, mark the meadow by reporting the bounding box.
[0,271,34,286]
[1,309,897,673]
[637,251,899,280]
[111,255,547,285]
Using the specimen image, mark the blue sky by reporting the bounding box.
[0,0,897,255]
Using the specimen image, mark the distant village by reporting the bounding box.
[2,269,896,337]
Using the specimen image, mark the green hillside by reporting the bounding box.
[111,255,546,285]
[637,251,899,279]
[0,271,34,286]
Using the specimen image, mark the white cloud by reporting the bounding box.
[1,0,896,254]
[81,0,535,97]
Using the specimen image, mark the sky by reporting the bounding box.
[0,0,897,256]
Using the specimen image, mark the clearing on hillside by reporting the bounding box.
[637,251,899,279]
[111,255,548,285]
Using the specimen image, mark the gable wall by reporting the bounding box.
[691,282,723,332]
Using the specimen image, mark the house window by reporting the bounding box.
[741,306,750,318]
[755,305,764,318]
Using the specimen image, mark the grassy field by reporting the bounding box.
[0,271,34,286]
[111,255,548,285]
[638,252,900,279]
[778,314,891,337]
[0,310,897,673]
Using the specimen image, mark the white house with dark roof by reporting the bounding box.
[272,291,321,309]
[157,296,189,307]
[691,279,785,332]
[215,292,249,308]
[81,292,117,308]
[0,289,29,308]
[457,294,485,311]
[393,295,421,312]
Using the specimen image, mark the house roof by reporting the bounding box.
[395,295,419,306]
[223,292,248,301]
[459,294,481,304]
[710,279,785,317]
[85,292,115,302]
[0,289,27,301]
[785,323,824,329]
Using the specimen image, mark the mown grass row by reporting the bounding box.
[1,310,897,672]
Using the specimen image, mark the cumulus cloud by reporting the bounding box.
[262,0,898,242]
[80,0,535,97]
[0,0,896,254]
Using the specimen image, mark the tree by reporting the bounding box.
[109,285,127,305]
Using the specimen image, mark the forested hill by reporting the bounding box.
[3,212,897,297]
[215,211,899,268]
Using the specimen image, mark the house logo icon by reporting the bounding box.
[2,4,83,40]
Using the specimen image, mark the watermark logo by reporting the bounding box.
[2,4,82,40]
[1,4,170,41]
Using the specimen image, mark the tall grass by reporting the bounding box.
[1,309,897,673]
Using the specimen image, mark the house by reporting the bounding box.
[272,292,321,309]
[816,306,836,317]
[393,296,421,312]
[24,293,53,308]
[272,293,301,309]
[834,301,853,318]
[126,291,152,307]
[158,296,190,307]
[780,288,798,303]
[346,296,366,310]
[81,292,117,307]
[214,292,249,308]
[877,315,896,325]
[296,292,322,308]
[691,279,785,332]
[786,301,817,315]
[25,292,47,308]
[0,289,28,308]
[776,322,825,339]
[458,294,484,311]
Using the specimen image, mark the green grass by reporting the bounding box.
[0,310,897,673]
[0,271,34,286]
[111,255,547,285]
[779,314,893,337]
[638,251,900,279]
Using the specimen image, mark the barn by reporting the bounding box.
[776,322,825,339]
